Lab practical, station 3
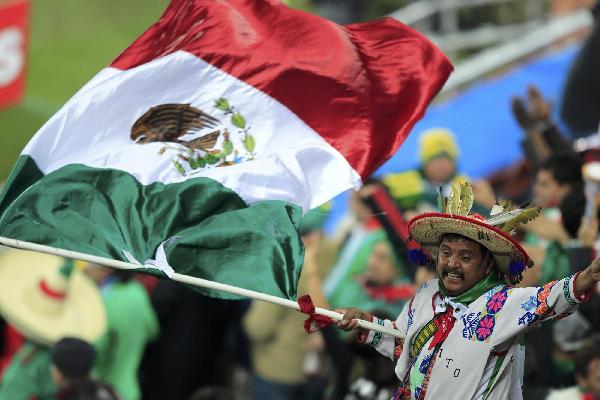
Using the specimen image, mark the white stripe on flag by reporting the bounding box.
[23,51,362,211]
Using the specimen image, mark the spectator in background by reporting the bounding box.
[140,280,250,400]
[243,205,331,400]
[384,128,466,213]
[85,264,158,400]
[50,337,120,400]
[546,337,600,400]
[531,152,583,219]
[560,0,600,138]
[141,279,248,400]
[520,151,585,285]
[0,251,106,400]
[383,128,495,217]
[323,179,386,310]
[326,230,413,318]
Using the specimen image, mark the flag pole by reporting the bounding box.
[0,236,402,338]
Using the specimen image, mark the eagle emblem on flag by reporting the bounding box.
[131,98,258,175]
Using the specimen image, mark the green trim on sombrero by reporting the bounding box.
[408,212,530,276]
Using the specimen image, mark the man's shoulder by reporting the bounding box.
[413,278,439,299]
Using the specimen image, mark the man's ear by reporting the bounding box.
[483,253,494,274]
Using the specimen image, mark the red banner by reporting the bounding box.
[0,0,28,109]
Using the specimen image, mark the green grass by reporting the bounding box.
[0,0,169,178]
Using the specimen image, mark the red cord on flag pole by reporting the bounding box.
[0,235,403,338]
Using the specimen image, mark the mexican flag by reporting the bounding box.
[0,0,452,300]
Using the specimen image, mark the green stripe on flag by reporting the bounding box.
[0,156,304,300]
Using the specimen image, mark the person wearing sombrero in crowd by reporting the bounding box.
[336,183,600,400]
[0,250,107,400]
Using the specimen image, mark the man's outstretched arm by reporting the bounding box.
[575,256,600,297]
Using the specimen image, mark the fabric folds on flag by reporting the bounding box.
[0,0,452,300]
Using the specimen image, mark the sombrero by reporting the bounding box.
[0,249,107,346]
[408,182,540,281]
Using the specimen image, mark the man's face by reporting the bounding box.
[533,169,570,208]
[423,156,455,185]
[578,358,600,398]
[365,242,398,286]
[437,236,492,296]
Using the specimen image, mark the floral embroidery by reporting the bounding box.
[520,296,537,312]
[485,285,503,300]
[517,281,559,326]
[476,314,496,341]
[535,280,557,317]
[462,286,509,342]
[461,312,481,340]
[486,290,508,314]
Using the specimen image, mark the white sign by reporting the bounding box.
[0,26,24,87]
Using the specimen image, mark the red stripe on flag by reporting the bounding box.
[110,0,452,180]
[370,187,418,249]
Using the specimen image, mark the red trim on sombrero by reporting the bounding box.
[39,280,66,300]
[407,212,530,263]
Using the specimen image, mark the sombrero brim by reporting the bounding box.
[0,249,107,346]
[408,212,530,275]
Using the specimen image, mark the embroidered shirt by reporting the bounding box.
[359,274,588,399]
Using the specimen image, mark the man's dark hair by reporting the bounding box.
[574,337,600,378]
[539,151,583,185]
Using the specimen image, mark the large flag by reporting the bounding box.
[0,0,452,299]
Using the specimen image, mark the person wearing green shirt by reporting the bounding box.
[85,265,159,400]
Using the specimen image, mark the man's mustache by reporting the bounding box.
[442,267,464,279]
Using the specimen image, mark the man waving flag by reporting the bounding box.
[0,0,452,300]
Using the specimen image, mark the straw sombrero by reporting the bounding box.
[0,249,107,346]
[408,182,540,282]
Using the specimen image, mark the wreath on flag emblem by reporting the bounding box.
[130,98,257,175]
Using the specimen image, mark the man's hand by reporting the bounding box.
[334,308,371,331]
[575,257,600,297]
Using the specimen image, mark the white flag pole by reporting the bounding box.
[0,236,402,338]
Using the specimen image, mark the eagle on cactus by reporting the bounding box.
[130,104,221,151]
[130,100,258,176]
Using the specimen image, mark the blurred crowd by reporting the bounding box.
[1,1,600,400]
